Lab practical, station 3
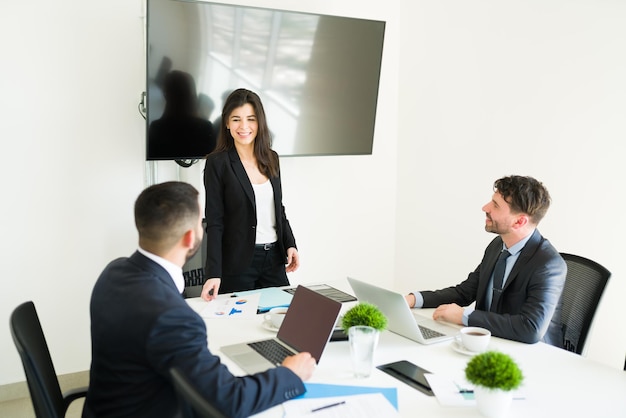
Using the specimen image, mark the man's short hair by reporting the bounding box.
[494,175,551,224]
[134,181,199,250]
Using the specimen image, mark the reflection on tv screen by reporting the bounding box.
[146,0,385,160]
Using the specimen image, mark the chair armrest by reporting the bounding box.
[63,386,88,411]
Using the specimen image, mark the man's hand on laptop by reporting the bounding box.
[432,303,464,325]
[282,352,316,380]
[201,278,221,301]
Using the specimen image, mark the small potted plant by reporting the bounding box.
[464,350,524,418]
[341,302,388,331]
[341,303,388,378]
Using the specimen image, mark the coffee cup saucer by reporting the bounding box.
[261,319,280,332]
[451,340,485,356]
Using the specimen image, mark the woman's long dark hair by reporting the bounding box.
[214,88,279,178]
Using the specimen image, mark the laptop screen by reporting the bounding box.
[277,285,342,362]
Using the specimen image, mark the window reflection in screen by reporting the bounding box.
[147,0,384,159]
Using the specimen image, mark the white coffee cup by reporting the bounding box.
[457,326,491,353]
[264,307,288,328]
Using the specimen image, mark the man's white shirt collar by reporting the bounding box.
[137,247,185,293]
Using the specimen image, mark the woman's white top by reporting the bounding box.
[252,180,278,244]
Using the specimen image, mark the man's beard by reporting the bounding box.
[484,218,500,234]
[485,219,508,235]
[186,236,202,262]
[485,224,498,234]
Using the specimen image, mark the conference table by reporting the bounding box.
[186,281,626,418]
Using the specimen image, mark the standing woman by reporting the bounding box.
[201,88,299,299]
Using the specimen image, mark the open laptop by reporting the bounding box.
[221,285,342,374]
[347,277,458,344]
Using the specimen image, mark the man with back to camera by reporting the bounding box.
[83,181,315,418]
[405,175,567,344]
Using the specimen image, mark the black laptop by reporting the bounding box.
[220,285,342,374]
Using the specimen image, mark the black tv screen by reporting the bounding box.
[146,0,385,160]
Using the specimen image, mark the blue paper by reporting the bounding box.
[298,383,398,409]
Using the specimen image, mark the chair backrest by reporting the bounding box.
[169,367,229,418]
[9,301,66,418]
[558,253,611,355]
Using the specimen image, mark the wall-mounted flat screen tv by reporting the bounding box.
[146,0,386,160]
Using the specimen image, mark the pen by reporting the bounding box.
[311,401,346,413]
[454,382,474,394]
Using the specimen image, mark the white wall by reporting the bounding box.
[0,0,400,385]
[1,0,623,387]
[0,0,145,385]
[395,1,626,369]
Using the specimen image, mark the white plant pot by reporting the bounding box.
[474,386,513,418]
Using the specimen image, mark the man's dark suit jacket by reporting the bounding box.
[421,230,567,344]
[203,148,296,278]
[83,252,304,418]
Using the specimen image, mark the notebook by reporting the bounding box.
[221,285,342,374]
[347,277,457,344]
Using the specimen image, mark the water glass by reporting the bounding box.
[348,325,380,378]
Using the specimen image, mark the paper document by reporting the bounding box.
[425,373,476,406]
[283,393,399,418]
[425,374,525,407]
[298,383,398,408]
[199,293,260,319]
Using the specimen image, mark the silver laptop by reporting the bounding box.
[347,277,458,344]
[221,285,342,374]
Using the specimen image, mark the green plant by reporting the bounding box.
[464,351,523,391]
[341,302,388,331]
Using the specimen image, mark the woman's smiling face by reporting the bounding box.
[227,103,258,148]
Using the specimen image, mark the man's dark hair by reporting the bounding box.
[134,181,199,251]
[494,175,551,224]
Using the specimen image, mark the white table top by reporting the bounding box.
[187,282,626,418]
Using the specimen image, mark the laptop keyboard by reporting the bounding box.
[248,340,293,365]
[419,325,445,339]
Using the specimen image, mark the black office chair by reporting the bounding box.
[557,253,611,355]
[182,218,208,298]
[9,301,88,418]
[169,367,229,418]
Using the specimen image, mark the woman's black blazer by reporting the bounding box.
[203,148,296,278]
